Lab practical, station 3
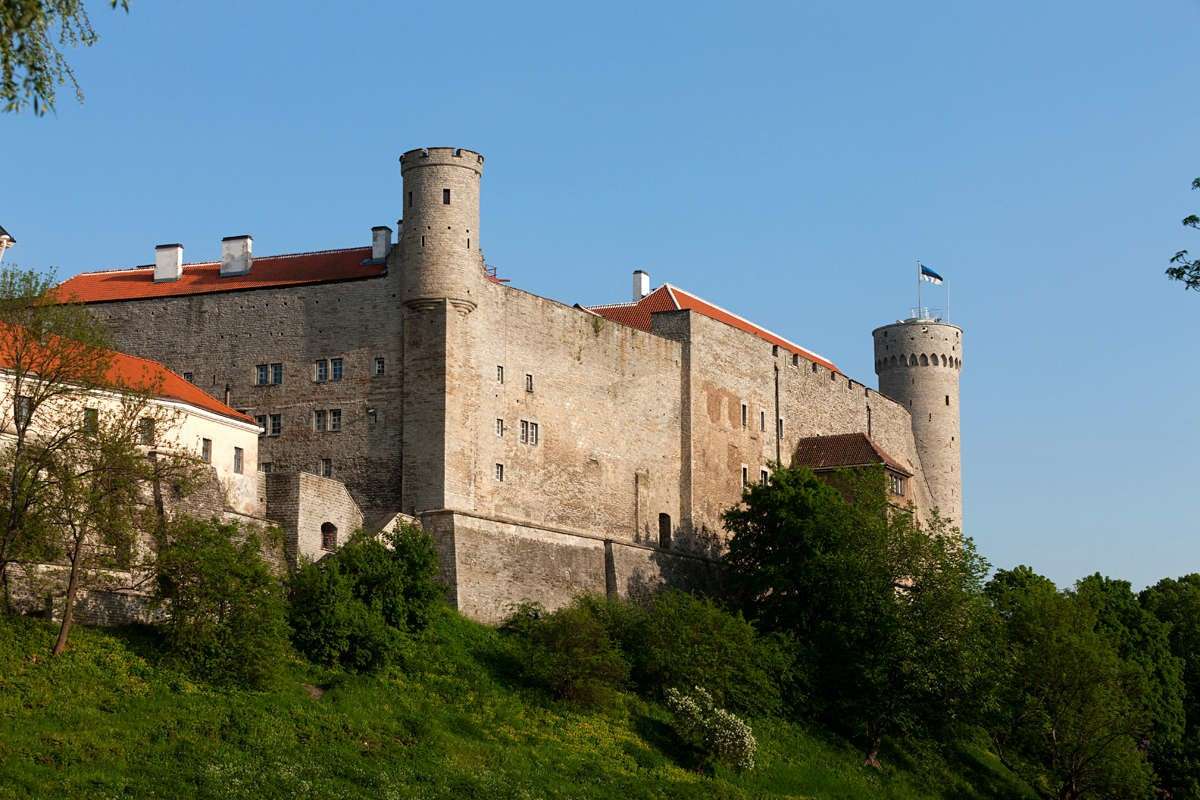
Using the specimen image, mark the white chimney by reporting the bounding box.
[371,226,392,260]
[154,243,183,282]
[632,269,650,301]
[220,235,252,276]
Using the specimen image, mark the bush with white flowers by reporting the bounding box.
[665,686,757,771]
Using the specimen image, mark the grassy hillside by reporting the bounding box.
[0,610,1034,800]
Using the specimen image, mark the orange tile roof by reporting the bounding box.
[589,285,838,371]
[57,246,380,304]
[0,323,254,424]
[792,432,912,476]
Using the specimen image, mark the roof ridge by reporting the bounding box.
[589,285,673,310]
[70,245,372,277]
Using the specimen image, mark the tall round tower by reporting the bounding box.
[397,147,486,516]
[872,316,964,529]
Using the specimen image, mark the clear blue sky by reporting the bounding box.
[4,1,1198,589]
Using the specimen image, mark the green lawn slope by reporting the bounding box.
[0,610,1034,800]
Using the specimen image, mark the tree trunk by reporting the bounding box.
[51,550,82,656]
[863,723,883,769]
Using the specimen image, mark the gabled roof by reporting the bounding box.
[792,432,912,476]
[589,284,837,371]
[0,323,254,425]
[57,246,380,304]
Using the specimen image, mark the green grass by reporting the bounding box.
[0,609,1035,800]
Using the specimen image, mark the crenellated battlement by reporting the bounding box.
[399,147,485,174]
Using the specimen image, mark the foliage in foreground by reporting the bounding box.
[286,524,443,672]
[0,608,1036,800]
[665,685,757,771]
[156,516,290,689]
[1166,176,1200,291]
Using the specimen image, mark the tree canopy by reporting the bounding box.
[1166,177,1200,291]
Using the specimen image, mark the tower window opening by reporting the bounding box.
[741,465,749,487]
[920,354,929,366]
[772,345,779,356]
[812,362,818,373]
[407,191,413,208]
[321,522,337,551]
[495,463,505,482]
[421,235,425,248]
[741,402,748,429]
[945,395,950,405]
[443,188,451,204]
[497,365,504,384]
[658,513,672,549]
[759,411,766,432]
[525,373,534,392]
[496,418,504,437]
[467,238,470,249]
[792,353,799,366]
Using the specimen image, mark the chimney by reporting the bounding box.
[153,243,183,282]
[371,226,392,260]
[220,235,252,276]
[632,269,650,301]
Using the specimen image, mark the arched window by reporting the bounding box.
[940,354,947,366]
[909,354,918,367]
[658,513,672,549]
[321,522,338,551]
[919,354,929,366]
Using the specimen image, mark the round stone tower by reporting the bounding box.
[397,147,486,516]
[872,316,964,529]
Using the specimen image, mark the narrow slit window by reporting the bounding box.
[658,514,672,549]
[759,411,766,432]
[443,188,451,204]
[525,373,534,393]
[741,403,748,429]
[741,465,749,487]
[407,191,413,208]
[201,438,212,463]
[945,395,950,406]
[321,458,332,478]
[496,418,505,437]
[234,447,244,475]
[495,463,505,482]
[496,365,504,384]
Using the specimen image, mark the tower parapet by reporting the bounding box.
[872,316,963,529]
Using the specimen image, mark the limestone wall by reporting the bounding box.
[81,267,403,521]
[265,471,365,565]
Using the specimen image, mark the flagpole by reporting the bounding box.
[916,260,922,318]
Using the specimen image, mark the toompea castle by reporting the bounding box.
[52,147,964,623]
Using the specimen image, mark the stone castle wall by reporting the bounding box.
[82,266,404,523]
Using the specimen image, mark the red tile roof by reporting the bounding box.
[589,285,838,371]
[57,246,380,304]
[792,433,911,476]
[0,323,254,424]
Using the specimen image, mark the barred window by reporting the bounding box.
[374,357,385,376]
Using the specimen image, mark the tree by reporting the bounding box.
[1,0,129,114]
[1166,177,1200,291]
[984,568,1155,800]
[0,266,114,609]
[155,516,289,689]
[287,524,443,671]
[722,464,995,767]
[1141,574,1200,799]
[37,389,195,655]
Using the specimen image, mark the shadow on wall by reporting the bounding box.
[619,517,724,604]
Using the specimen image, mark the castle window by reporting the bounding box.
[138,417,155,446]
[270,414,282,436]
[407,191,413,208]
[234,447,244,475]
[367,408,378,428]
[331,358,343,382]
[497,365,504,384]
[83,407,98,434]
[495,463,505,482]
[201,438,212,463]
[812,362,818,373]
[321,458,332,478]
[256,364,269,385]
[259,462,272,473]
[271,363,283,385]
[374,357,385,376]
[759,411,766,432]
[520,420,539,446]
[920,354,929,366]
[314,409,327,432]
[496,418,505,437]
[315,359,328,383]
[945,395,950,406]
[330,409,342,432]
[792,353,799,366]
[760,468,770,485]
[772,345,779,356]
[421,235,425,248]
[889,473,906,497]
[255,414,267,434]
[741,402,748,429]
[443,188,451,204]
[183,372,193,383]
[525,373,534,393]
[321,522,337,551]
[658,514,672,549]
[777,417,784,438]
[741,465,749,488]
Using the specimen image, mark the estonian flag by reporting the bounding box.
[919,264,944,285]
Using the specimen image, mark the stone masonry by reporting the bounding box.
[63,146,964,622]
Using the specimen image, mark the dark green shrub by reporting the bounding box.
[155,516,289,688]
[503,598,630,706]
[614,590,792,716]
[287,524,443,671]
